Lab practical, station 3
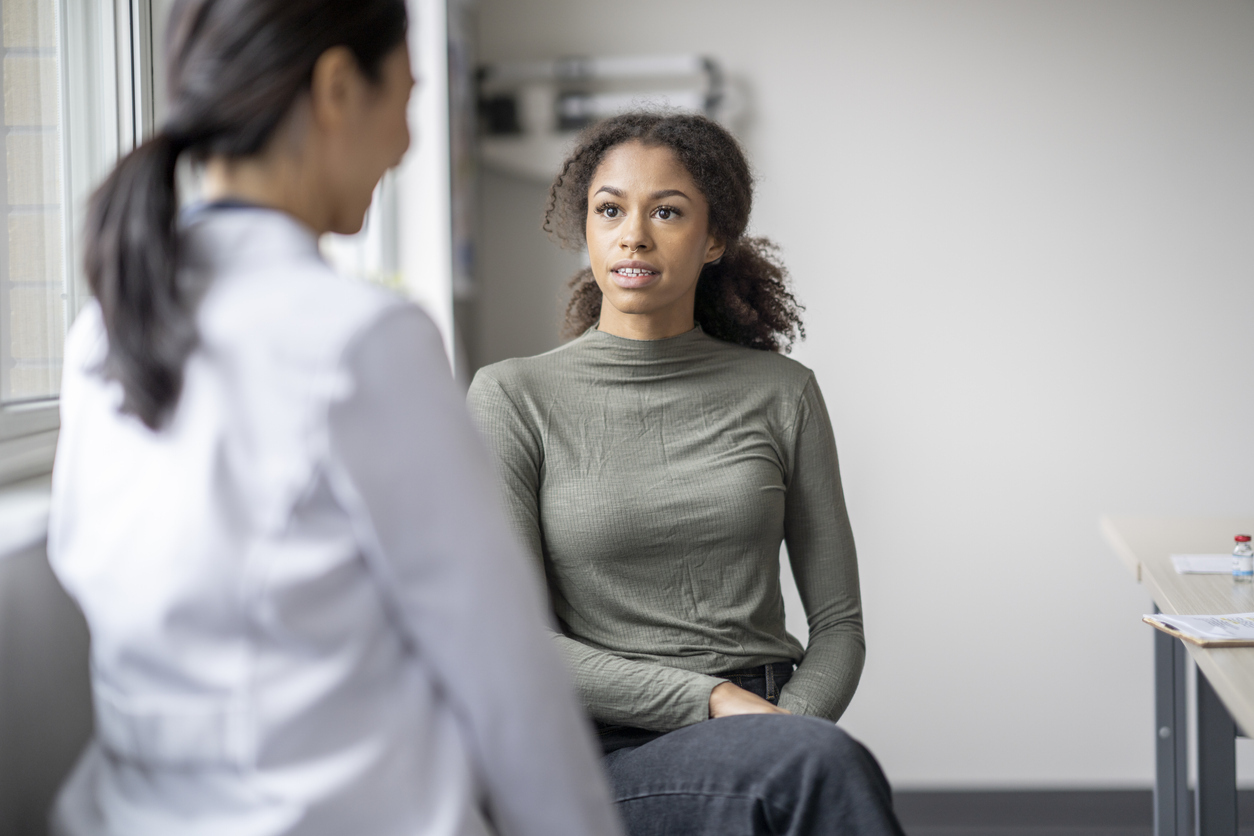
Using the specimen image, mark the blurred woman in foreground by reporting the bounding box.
[46,1,621,834]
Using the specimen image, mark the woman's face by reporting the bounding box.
[585,141,725,334]
[324,44,414,234]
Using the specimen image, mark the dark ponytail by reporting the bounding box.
[546,112,805,353]
[86,133,191,427]
[85,0,407,429]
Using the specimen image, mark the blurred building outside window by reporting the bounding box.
[0,0,132,486]
[2,0,66,404]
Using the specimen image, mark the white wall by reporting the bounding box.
[474,169,582,366]
[473,0,1254,788]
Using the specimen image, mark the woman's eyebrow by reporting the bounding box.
[592,186,692,201]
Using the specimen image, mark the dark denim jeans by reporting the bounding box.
[597,663,906,836]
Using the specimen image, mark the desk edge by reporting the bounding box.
[1100,515,1141,584]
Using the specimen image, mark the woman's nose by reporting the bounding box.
[619,216,650,252]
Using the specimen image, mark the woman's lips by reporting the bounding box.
[609,266,661,289]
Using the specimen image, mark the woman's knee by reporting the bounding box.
[762,716,863,770]
[709,717,879,801]
[689,715,867,781]
[608,715,873,789]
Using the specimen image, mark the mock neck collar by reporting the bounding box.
[587,323,706,344]
[573,323,717,367]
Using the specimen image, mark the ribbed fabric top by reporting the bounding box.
[468,326,864,731]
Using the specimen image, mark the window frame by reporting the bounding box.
[0,0,154,486]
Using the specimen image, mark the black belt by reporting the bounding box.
[717,661,796,679]
[716,661,795,703]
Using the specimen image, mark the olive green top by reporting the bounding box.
[467,325,864,732]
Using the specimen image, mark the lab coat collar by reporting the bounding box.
[181,203,324,274]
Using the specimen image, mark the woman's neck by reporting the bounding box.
[202,153,329,235]
[596,294,696,341]
[201,110,334,236]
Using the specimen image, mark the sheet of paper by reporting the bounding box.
[1171,554,1232,574]
[1148,613,1254,640]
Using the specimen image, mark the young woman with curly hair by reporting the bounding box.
[469,112,904,836]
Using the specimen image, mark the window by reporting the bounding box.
[2,0,67,404]
[0,0,447,485]
[0,0,138,485]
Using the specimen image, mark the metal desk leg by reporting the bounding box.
[1155,625,1189,836]
[1195,665,1237,836]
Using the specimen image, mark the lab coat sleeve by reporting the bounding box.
[325,303,622,836]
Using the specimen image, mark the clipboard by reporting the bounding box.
[1144,614,1254,648]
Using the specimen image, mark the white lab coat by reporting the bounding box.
[47,207,621,836]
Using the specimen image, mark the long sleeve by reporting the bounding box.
[467,372,724,732]
[776,376,866,721]
[326,307,623,836]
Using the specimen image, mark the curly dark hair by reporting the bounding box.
[544,112,804,353]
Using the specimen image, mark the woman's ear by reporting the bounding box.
[705,235,726,265]
[308,46,360,131]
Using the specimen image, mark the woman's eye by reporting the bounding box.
[655,207,678,220]
[596,204,621,219]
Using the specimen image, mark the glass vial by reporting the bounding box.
[1232,535,1253,581]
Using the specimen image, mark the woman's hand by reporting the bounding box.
[708,681,792,719]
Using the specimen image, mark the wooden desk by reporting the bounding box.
[1102,516,1254,836]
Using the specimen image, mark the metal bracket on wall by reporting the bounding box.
[475,54,734,182]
